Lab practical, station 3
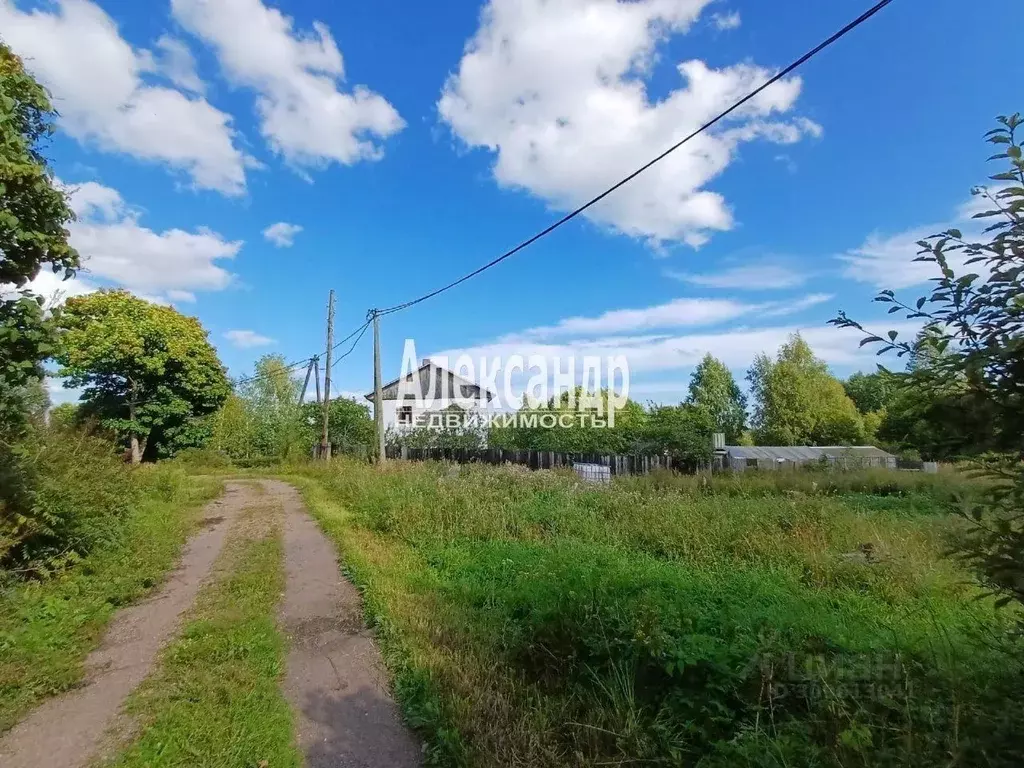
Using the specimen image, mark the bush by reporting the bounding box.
[233,455,280,469]
[133,463,192,503]
[1,424,136,578]
[171,447,233,470]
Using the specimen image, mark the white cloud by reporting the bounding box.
[171,0,404,169]
[3,268,97,307]
[838,190,1001,289]
[45,377,84,406]
[519,297,753,338]
[64,180,242,300]
[0,0,249,194]
[263,221,303,247]
[224,329,276,348]
[774,153,797,174]
[666,261,807,290]
[438,0,819,247]
[514,293,831,339]
[167,289,197,303]
[436,320,922,383]
[145,35,206,95]
[761,293,833,317]
[710,10,741,30]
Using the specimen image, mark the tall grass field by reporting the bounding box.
[288,460,1022,767]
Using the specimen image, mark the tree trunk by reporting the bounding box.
[128,382,142,464]
[129,433,142,465]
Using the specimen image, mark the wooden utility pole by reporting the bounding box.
[299,358,314,405]
[372,310,386,464]
[313,356,321,405]
[320,290,335,460]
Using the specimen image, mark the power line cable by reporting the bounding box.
[375,0,893,317]
[333,319,371,363]
[329,318,372,354]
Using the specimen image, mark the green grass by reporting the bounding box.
[0,467,222,733]
[106,494,301,768]
[284,460,1023,768]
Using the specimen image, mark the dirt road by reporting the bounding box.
[1,479,421,768]
[265,479,422,768]
[0,481,249,768]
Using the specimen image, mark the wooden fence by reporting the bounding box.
[386,446,686,476]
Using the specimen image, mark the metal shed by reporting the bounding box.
[723,445,897,472]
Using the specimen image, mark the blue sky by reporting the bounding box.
[3,0,1019,404]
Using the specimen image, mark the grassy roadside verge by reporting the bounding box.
[105,488,301,768]
[0,468,222,733]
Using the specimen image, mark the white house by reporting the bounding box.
[364,359,494,433]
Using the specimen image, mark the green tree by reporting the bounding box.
[686,354,746,442]
[832,113,1024,612]
[209,394,253,459]
[47,402,80,430]
[55,290,229,462]
[747,334,865,446]
[489,388,649,454]
[235,354,307,459]
[0,44,79,434]
[642,403,713,466]
[843,370,895,414]
[306,397,374,454]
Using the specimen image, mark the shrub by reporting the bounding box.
[233,455,280,469]
[1,424,136,578]
[171,447,233,470]
[133,463,191,503]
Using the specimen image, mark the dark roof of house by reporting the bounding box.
[364,360,494,402]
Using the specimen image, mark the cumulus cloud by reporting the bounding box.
[224,329,276,348]
[438,0,819,247]
[144,35,207,95]
[5,268,97,307]
[666,261,807,290]
[171,0,404,169]
[64,180,242,300]
[263,221,303,247]
[166,289,197,303]
[0,0,249,194]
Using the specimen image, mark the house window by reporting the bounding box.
[397,406,413,425]
[745,458,758,468]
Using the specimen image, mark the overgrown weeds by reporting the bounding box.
[288,459,1022,767]
[0,462,220,732]
[1,424,135,578]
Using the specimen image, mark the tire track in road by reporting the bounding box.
[265,479,422,768]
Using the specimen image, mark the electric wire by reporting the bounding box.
[373,0,894,317]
